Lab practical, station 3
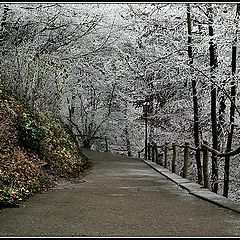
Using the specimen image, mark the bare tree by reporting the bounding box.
[207,4,219,193]
[223,3,240,198]
[187,3,202,184]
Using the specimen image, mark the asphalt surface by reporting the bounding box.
[0,149,239,237]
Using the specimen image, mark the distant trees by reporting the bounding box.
[0,3,103,112]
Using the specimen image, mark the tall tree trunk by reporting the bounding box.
[148,94,154,152]
[218,95,226,145]
[208,4,219,193]
[124,101,132,157]
[187,3,202,184]
[223,4,239,198]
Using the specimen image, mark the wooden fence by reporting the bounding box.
[138,141,240,192]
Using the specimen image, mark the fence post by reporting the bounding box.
[159,147,163,166]
[172,143,177,173]
[155,145,159,164]
[147,143,151,160]
[164,143,168,168]
[105,137,109,152]
[202,141,210,189]
[183,142,189,178]
[151,143,155,162]
[138,151,140,159]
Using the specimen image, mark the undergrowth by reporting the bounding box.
[0,84,91,208]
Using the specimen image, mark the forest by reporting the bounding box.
[0,3,239,205]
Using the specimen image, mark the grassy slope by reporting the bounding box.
[0,84,92,208]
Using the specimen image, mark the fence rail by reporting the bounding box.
[138,141,240,196]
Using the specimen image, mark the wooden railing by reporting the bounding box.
[138,141,240,192]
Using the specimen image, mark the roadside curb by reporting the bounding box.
[141,159,240,214]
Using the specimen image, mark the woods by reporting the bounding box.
[0,3,239,203]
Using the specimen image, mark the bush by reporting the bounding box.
[0,84,91,208]
[16,112,45,154]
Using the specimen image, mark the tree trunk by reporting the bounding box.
[125,127,132,157]
[0,5,10,40]
[223,4,239,198]
[187,4,202,184]
[218,95,226,145]
[208,4,219,193]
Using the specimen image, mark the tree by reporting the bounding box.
[207,4,219,193]
[1,3,240,202]
[187,3,202,184]
[0,3,102,114]
[223,3,239,197]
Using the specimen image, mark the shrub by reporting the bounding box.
[16,112,45,154]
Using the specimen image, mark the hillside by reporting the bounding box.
[0,84,92,208]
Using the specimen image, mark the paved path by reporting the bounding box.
[0,150,239,237]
